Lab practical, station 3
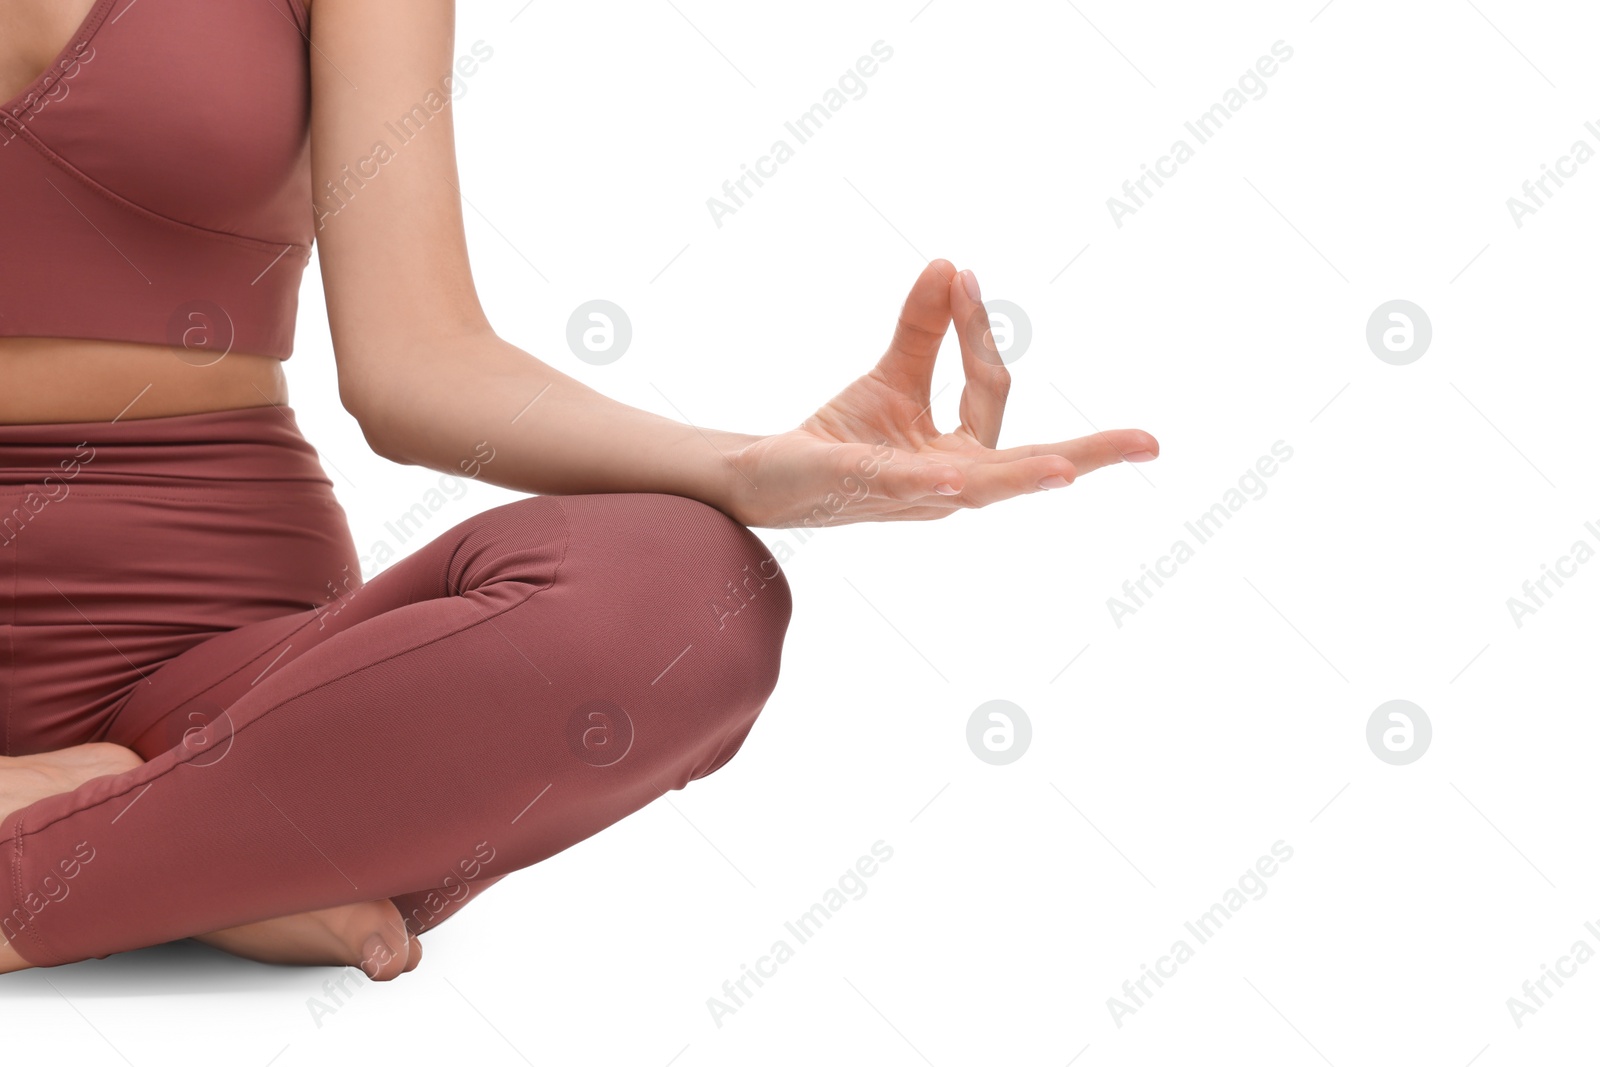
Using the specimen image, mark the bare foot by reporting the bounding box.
[0,743,146,973]
[193,898,422,980]
[0,742,145,823]
[3,899,422,978]
[0,743,421,980]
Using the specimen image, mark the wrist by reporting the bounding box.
[682,427,766,525]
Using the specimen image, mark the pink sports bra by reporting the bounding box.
[0,0,313,360]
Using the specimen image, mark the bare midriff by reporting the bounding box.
[0,337,289,424]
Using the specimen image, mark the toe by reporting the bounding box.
[347,900,412,982]
[403,935,424,973]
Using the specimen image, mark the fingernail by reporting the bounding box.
[1037,475,1071,489]
[1124,451,1156,463]
[960,270,980,302]
[934,483,960,495]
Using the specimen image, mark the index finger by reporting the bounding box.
[949,269,1010,449]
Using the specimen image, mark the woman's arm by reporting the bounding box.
[309,0,755,509]
[310,1,1157,529]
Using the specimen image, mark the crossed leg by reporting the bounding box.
[0,492,791,973]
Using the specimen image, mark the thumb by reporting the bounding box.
[874,258,956,392]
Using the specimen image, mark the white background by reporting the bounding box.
[12,1,1600,1064]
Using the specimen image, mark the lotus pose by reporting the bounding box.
[0,0,1157,978]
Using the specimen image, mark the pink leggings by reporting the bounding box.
[0,405,790,967]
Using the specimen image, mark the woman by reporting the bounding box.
[0,0,1157,979]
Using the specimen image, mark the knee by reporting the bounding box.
[558,492,793,699]
[673,495,791,638]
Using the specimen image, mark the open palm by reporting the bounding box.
[724,259,1158,529]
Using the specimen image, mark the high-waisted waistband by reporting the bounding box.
[0,404,333,488]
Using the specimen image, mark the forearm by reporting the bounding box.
[354,329,764,512]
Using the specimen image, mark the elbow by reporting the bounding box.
[339,380,405,464]
[356,414,406,465]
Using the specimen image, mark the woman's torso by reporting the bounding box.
[0,338,289,424]
[0,0,310,425]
